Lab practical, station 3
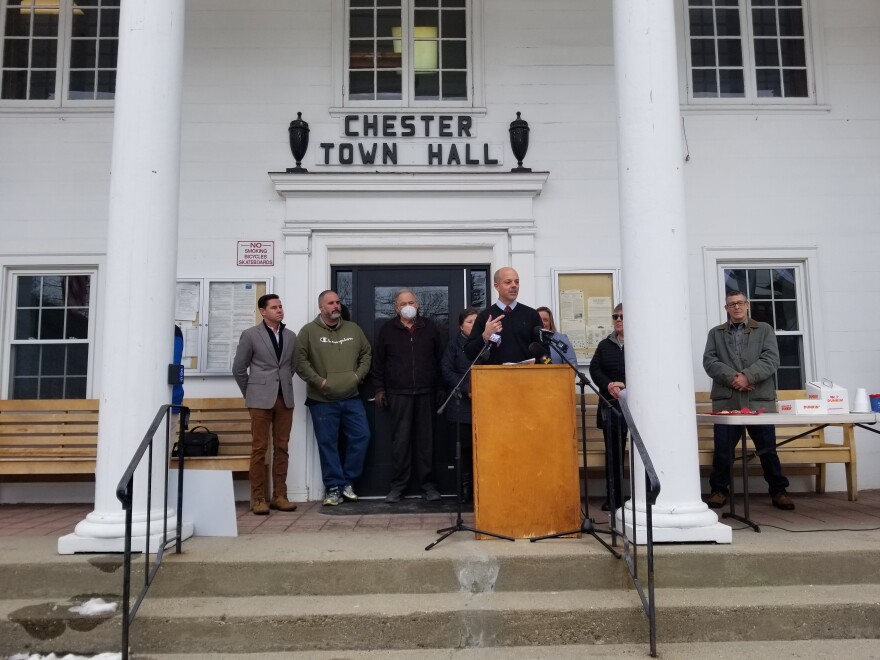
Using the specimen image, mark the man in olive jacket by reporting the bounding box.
[296,290,372,506]
[702,290,793,511]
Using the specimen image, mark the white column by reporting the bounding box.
[612,0,730,543]
[59,0,190,553]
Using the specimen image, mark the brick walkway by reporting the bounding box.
[1,490,879,537]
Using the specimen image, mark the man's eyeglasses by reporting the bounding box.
[726,301,748,308]
[611,314,623,320]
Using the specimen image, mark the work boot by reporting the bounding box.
[251,497,270,515]
[269,495,297,512]
[771,492,795,510]
[706,491,727,509]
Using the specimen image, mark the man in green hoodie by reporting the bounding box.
[296,290,372,506]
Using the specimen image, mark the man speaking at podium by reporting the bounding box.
[466,267,543,364]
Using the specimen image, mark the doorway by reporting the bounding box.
[331,265,490,497]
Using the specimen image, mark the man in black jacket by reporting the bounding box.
[373,289,445,503]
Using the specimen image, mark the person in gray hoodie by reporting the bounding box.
[296,290,372,506]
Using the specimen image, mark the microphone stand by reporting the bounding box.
[530,338,621,558]
[426,340,515,551]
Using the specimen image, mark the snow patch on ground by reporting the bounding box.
[68,597,118,616]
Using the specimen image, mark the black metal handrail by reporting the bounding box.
[115,403,190,660]
[600,391,661,657]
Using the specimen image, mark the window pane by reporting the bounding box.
[724,269,748,294]
[376,39,400,68]
[749,269,773,299]
[715,8,741,37]
[442,70,466,100]
[777,335,803,368]
[14,309,39,340]
[350,10,374,39]
[442,0,466,7]
[750,300,772,324]
[31,38,58,68]
[96,70,115,97]
[754,38,779,67]
[377,9,399,38]
[752,8,777,37]
[5,7,31,37]
[780,38,805,67]
[3,38,29,67]
[33,12,59,38]
[40,309,65,339]
[41,344,66,375]
[692,69,717,97]
[375,69,401,99]
[72,6,99,38]
[41,276,65,306]
[776,366,803,390]
[100,7,120,37]
[70,40,97,69]
[691,39,716,67]
[717,38,743,67]
[97,38,117,68]
[66,309,89,339]
[756,68,781,97]
[689,8,714,37]
[414,71,439,99]
[350,41,375,69]
[782,68,808,97]
[12,377,39,400]
[12,344,40,377]
[69,70,95,97]
[65,376,87,398]
[1,70,28,99]
[442,9,466,39]
[414,10,439,30]
[67,344,89,375]
[771,268,796,298]
[778,8,804,36]
[29,70,56,99]
[719,69,744,97]
[40,377,64,399]
[774,300,798,331]
[17,275,41,307]
[441,40,466,69]
[349,70,374,98]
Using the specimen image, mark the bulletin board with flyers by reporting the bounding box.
[174,279,271,374]
[551,269,620,363]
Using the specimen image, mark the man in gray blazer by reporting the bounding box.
[232,294,299,515]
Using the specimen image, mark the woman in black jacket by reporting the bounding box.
[440,307,479,500]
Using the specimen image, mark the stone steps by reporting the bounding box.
[1,530,880,656]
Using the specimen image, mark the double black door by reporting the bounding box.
[332,265,489,497]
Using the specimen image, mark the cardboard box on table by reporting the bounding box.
[806,379,849,415]
[777,399,828,415]
[471,364,581,539]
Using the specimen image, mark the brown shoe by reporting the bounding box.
[706,491,727,509]
[269,495,298,512]
[251,497,270,515]
[772,492,795,510]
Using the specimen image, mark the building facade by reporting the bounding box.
[1,0,878,506]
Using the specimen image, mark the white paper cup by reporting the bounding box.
[852,388,871,413]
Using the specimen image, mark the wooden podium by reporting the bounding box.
[471,364,580,539]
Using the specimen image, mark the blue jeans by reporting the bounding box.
[309,398,371,491]
[710,424,789,496]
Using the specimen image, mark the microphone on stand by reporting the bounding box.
[533,326,553,344]
[529,342,553,365]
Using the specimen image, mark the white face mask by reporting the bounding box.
[400,305,417,320]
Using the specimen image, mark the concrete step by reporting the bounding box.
[139,640,880,660]
[3,530,880,599]
[2,585,879,655]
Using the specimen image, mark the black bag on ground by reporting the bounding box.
[172,426,220,457]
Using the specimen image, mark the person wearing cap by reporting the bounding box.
[703,290,794,511]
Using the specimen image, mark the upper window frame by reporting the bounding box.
[677,0,827,111]
[331,0,485,114]
[0,0,119,110]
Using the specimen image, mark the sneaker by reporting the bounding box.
[342,485,358,502]
[269,495,297,512]
[772,492,795,510]
[251,497,270,516]
[385,489,403,504]
[323,488,342,506]
[423,488,442,502]
[706,491,727,509]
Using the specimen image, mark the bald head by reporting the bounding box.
[493,267,520,305]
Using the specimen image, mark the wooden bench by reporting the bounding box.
[0,398,252,479]
[576,389,859,500]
